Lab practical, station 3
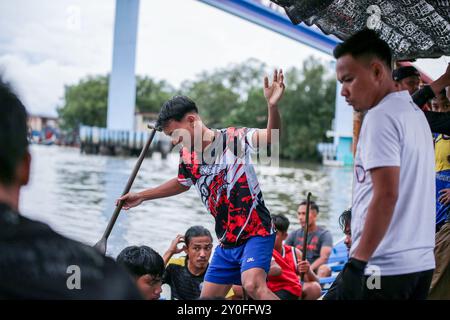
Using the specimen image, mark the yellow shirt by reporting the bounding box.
[435,134,450,172]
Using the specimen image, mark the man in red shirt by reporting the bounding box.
[268,214,322,300]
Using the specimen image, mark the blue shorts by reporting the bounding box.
[204,234,275,285]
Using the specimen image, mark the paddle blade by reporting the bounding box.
[94,237,107,256]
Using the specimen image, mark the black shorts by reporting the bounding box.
[324,269,434,300]
[274,290,300,300]
[362,269,434,300]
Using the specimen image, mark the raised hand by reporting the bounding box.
[298,260,311,274]
[168,234,187,255]
[264,69,285,107]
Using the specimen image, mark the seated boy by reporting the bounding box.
[267,214,322,300]
[117,245,165,300]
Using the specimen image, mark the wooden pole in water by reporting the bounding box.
[94,125,157,255]
[300,192,312,283]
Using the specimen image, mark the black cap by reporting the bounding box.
[392,66,420,81]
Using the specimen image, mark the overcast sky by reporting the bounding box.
[1,0,449,117]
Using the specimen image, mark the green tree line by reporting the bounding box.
[57,56,336,161]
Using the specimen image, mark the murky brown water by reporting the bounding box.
[20,144,352,258]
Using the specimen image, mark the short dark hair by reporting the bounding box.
[155,95,198,131]
[333,29,392,69]
[392,66,420,82]
[299,200,319,214]
[0,78,29,185]
[185,225,212,247]
[272,214,290,233]
[116,246,164,278]
[338,207,352,233]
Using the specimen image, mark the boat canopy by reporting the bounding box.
[271,0,450,60]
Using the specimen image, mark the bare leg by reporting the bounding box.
[230,285,244,300]
[200,281,232,300]
[302,282,322,300]
[317,264,332,278]
[241,268,279,300]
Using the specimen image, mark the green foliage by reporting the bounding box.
[57,75,109,130]
[58,56,336,161]
[57,76,175,130]
[135,76,174,113]
[180,74,241,128]
[280,57,336,160]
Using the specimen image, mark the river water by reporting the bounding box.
[20,144,352,258]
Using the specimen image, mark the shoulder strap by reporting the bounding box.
[291,246,299,270]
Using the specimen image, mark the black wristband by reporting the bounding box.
[347,257,368,273]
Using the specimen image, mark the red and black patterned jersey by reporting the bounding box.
[177,127,274,247]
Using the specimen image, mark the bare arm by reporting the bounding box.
[352,166,400,262]
[139,177,189,201]
[268,259,282,276]
[117,177,190,210]
[412,64,450,109]
[162,234,186,266]
[252,69,285,146]
[430,63,450,96]
[310,246,332,272]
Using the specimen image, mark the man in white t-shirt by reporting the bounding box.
[331,29,436,300]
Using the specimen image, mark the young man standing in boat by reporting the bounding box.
[118,70,285,300]
[334,29,435,300]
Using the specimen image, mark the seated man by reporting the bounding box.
[116,245,165,300]
[162,226,213,300]
[393,65,421,95]
[0,78,141,299]
[323,208,352,300]
[267,214,322,300]
[285,200,333,277]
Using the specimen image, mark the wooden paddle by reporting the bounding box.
[300,192,312,283]
[94,125,157,255]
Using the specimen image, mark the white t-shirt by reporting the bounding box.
[350,91,435,276]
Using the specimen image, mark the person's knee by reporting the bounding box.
[303,282,322,300]
[242,279,259,296]
[242,276,268,298]
[317,265,332,278]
